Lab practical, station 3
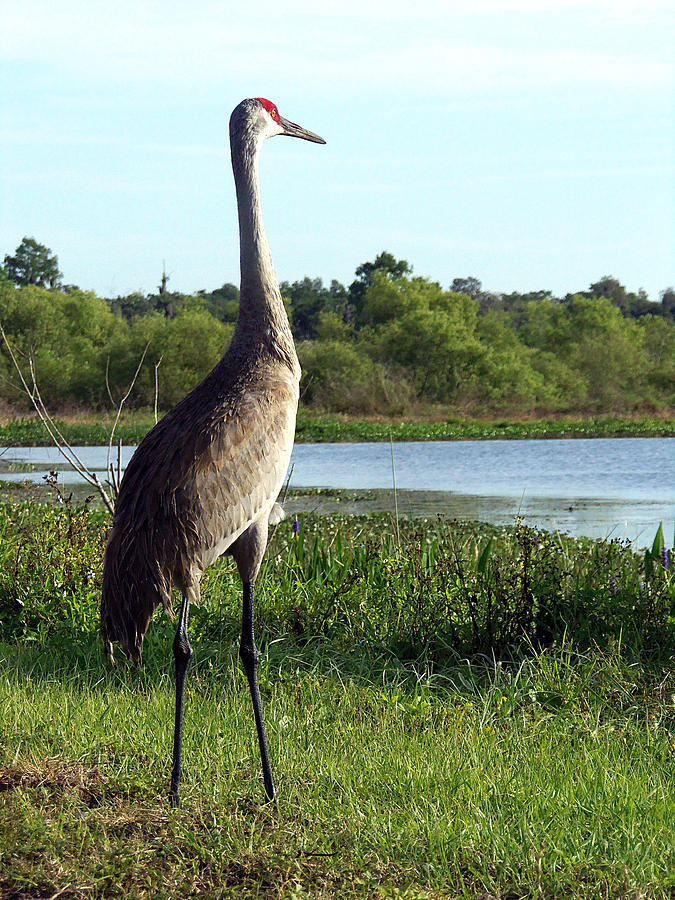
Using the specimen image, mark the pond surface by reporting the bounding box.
[1,438,672,546]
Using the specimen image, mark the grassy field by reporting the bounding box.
[0,501,673,898]
[0,410,673,447]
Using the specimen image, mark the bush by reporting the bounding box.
[0,496,106,642]
[298,339,410,414]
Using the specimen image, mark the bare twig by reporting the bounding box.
[299,373,314,402]
[0,322,151,515]
[104,355,115,406]
[153,354,163,424]
[25,353,115,513]
[106,342,149,487]
[281,463,294,505]
[0,323,116,513]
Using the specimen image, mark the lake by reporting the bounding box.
[1,437,672,546]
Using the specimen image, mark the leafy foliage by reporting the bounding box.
[252,516,674,662]
[1,242,674,416]
[0,496,106,642]
[3,237,62,288]
[1,413,672,448]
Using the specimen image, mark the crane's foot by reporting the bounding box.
[168,782,182,808]
[240,641,276,801]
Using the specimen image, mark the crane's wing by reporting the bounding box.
[187,374,297,569]
[114,365,297,592]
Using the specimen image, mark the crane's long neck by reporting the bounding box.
[231,132,294,357]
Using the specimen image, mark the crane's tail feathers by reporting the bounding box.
[269,502,285,526]
[100,528,173,664]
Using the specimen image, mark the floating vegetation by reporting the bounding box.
[0,413,673,448]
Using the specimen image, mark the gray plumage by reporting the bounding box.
[100,97,325,805]
[100,323,298,659]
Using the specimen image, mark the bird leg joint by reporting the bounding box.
[239,641,260,671]
[173,630,193,666]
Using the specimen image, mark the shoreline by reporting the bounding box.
[0,412,673,446]
[0,479,667,548]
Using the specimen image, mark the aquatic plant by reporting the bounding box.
[2,500,672,662]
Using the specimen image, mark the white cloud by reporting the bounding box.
[2,0,671,96]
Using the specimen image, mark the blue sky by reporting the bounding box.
[1,0,673,300]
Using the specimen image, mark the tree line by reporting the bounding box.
[1,237,673,416]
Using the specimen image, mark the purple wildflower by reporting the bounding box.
[609,576,619,596]
[291,518,300,537]
[660,546,669,570]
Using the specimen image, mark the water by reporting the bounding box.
[1,438,672,546]
[288,439,673,546]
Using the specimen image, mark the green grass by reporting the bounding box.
[0,411,673,446]
[0,501,673,897]
[1,641,673,898]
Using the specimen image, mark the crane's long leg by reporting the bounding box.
[240,582,275,801]
[169,594,193,808]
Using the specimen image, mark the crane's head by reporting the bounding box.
[255,98,326,144]
[230,98,326,148]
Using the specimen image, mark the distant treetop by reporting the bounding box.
[3,237,62,288]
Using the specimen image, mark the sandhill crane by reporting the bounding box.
[101,98,325,807]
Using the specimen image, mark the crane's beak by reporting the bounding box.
[278,115,326,144]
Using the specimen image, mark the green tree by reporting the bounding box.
[349,251,411,322]
[280,277,350,340]
[361,274,482,401]
[565,295,647,409]
[313,310,353,342]
[298,340,408,414]
[529,351,587,410]
[200,283,240,323]
[3,237,62,288]
[282,277,330,340]
[474,311,556,411]
[583,276,664,319]
[359,272,443,328]
[587,276,629,312]
[0,282,127,406]
[638,315,675,406]
[519,299,574,354]
[660,288,675,320]
[451,276,482,299]
[158,308,232,407]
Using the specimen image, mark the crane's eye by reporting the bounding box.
[256,98,280,121]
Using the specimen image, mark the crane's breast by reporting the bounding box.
[187,370,298,571]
